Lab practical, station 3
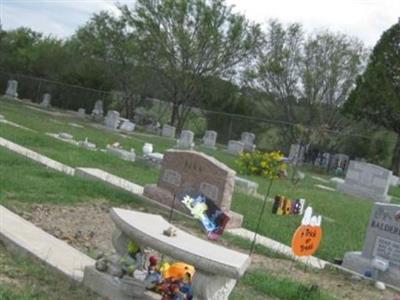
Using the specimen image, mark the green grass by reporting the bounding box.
[0,244,98,300]
[0,97,382,262]
[240,270,336,300]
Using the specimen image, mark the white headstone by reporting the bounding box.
[105,111,120,130]
[227,140,244,156]
[120,120,135,132]
[40,93,51,108]
[337,161,392,202]
[177,130,194,149]
[5,80,18,98]
[142,143,153,156]
[240,132,256,152]
[203,130,217,148]
[162,124,176,138]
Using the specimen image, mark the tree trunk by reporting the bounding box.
[391,133,400,176]
[170,103,179,127]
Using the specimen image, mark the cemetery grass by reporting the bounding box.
[0,244,99,300]
[1,150,396,300]
[0,97,397,263]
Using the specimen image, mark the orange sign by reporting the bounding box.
[291,207,322,257]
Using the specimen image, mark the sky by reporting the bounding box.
[1,0,399,46]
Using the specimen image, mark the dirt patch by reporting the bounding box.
[9,202,400,300]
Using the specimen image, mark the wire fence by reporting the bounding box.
[0,70,390,174]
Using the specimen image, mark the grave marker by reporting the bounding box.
[5,80,18,98]
[343,203,400,288]
[337,161,392,202]
[144,150,243,228]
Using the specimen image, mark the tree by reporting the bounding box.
[344,20,400,174]
[74,11,153,118]
[122,0,261,131]
[250,21,365,149]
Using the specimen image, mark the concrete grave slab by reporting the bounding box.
[0,137,75,175]
[227,227,328,269]
[0,205,95,282]
[76,168,143,195]
[315,184,336,192]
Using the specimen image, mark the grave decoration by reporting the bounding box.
[291,207,322,257]
[237,150,286,254]
[272,196,305,216]
[179,192,230,240]
[146,259,195,300]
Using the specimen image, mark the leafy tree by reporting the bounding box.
[74,11,153,118]
[344,21,400,174]
[122,0,261,131]
[250,21,365,148]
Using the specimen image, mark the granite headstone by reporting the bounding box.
[337,161,392,202]
[343,203,400,288]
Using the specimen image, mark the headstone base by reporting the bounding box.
[143,184,243,229]
[83,266,159,300]
[342,251,400,289]
[337,182,391,202]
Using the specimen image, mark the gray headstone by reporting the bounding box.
[105,111,120,130]
[337,160,392,202]
[120,120,135,132]
[342,203,400,288]
[91,100,104,121]
[40,93,51,108]
[107,146,136,162]
[203,130,217,148]
[240,132,256,152]
[78,108,86,118]
[161,124,176,138]
[227,140,244,156]
[332,153,350,170]
[288,144,306,165]
[177,130,194,149]
[5,80,18,98]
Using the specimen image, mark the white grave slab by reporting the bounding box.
[0,205,95,282]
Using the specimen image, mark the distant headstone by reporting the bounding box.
[227,140,244,156]
[5,80,18,98]
[91,100,104,121]
[332,153,350,170]
[235,176,259,196]
[288,144,306,165]
[142,143,153,156]
[120,120,135,132]
[177,130,194,149]
[78,108,86,118]
[107,145,136,162]
[390,175,399,187]
[240,132,256,152]
[105,111,120,130]
[342,203,400,289]
[40,93,51,108]
[337,161,392,202]
[161,124,176,138]
[143,150,243,228]
[203,130,217,148]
